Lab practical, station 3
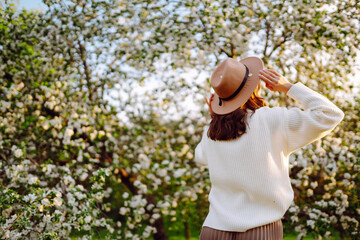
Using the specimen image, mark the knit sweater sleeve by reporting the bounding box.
[284,82,345,155]
[194,126,208,167]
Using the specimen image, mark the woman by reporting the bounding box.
[195,57,344,240]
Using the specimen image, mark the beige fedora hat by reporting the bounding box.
[210,57,264,115]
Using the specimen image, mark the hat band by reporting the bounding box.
[218,65,250,106]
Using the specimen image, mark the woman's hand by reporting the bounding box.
[205,94,214,114]
[259,69,293,94]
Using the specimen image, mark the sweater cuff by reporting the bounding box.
[286,82,308,101]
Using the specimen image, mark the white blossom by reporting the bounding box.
[14,149,23,158]
[84,216,92,223]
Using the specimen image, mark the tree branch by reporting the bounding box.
[230,42,236,58]
[263,20,271,58]
[237,0,255,13]
[219,46,232,58]
[1,210,25,237]
[78,39,93,101]
[268,32,290,59]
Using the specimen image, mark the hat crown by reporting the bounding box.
[209,56,264,115]
[211,58,246,98]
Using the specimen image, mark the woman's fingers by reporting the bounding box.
[259,71,276,84]
[260,75,273,90]
[210,93,214,102]
[260,69,281,91]
[205,97,211,107]
[267,72,279,80]
[205,94,214,113]
[259,69,291,93]
[259,74,271,85]
[267,69,280,77]
[261,70,278,81]
[206,94,214,105]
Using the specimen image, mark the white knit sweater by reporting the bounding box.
[194,82,344,232]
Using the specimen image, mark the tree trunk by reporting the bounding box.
[184,221,191,240]
[144,194,168,240]
[153,217,168,240]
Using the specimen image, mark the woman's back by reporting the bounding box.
[195,83,344,232]
[195,57,344,239]
[196,107,293,232]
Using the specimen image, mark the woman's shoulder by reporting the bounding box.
[251,106,288,127]
[200,125,210,138]
[253,106,287,115]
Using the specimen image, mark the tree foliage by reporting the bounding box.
[0,0,359,239]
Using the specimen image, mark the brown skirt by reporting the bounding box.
[199,220,283,240]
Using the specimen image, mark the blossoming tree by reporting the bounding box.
[0,0,359,240]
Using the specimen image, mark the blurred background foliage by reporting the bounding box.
[0,0,359,239]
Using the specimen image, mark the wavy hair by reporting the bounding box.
[208,86,268,141]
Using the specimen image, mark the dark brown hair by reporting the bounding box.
[208,86,267,141]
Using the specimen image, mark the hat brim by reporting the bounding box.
[211,57,264,115]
